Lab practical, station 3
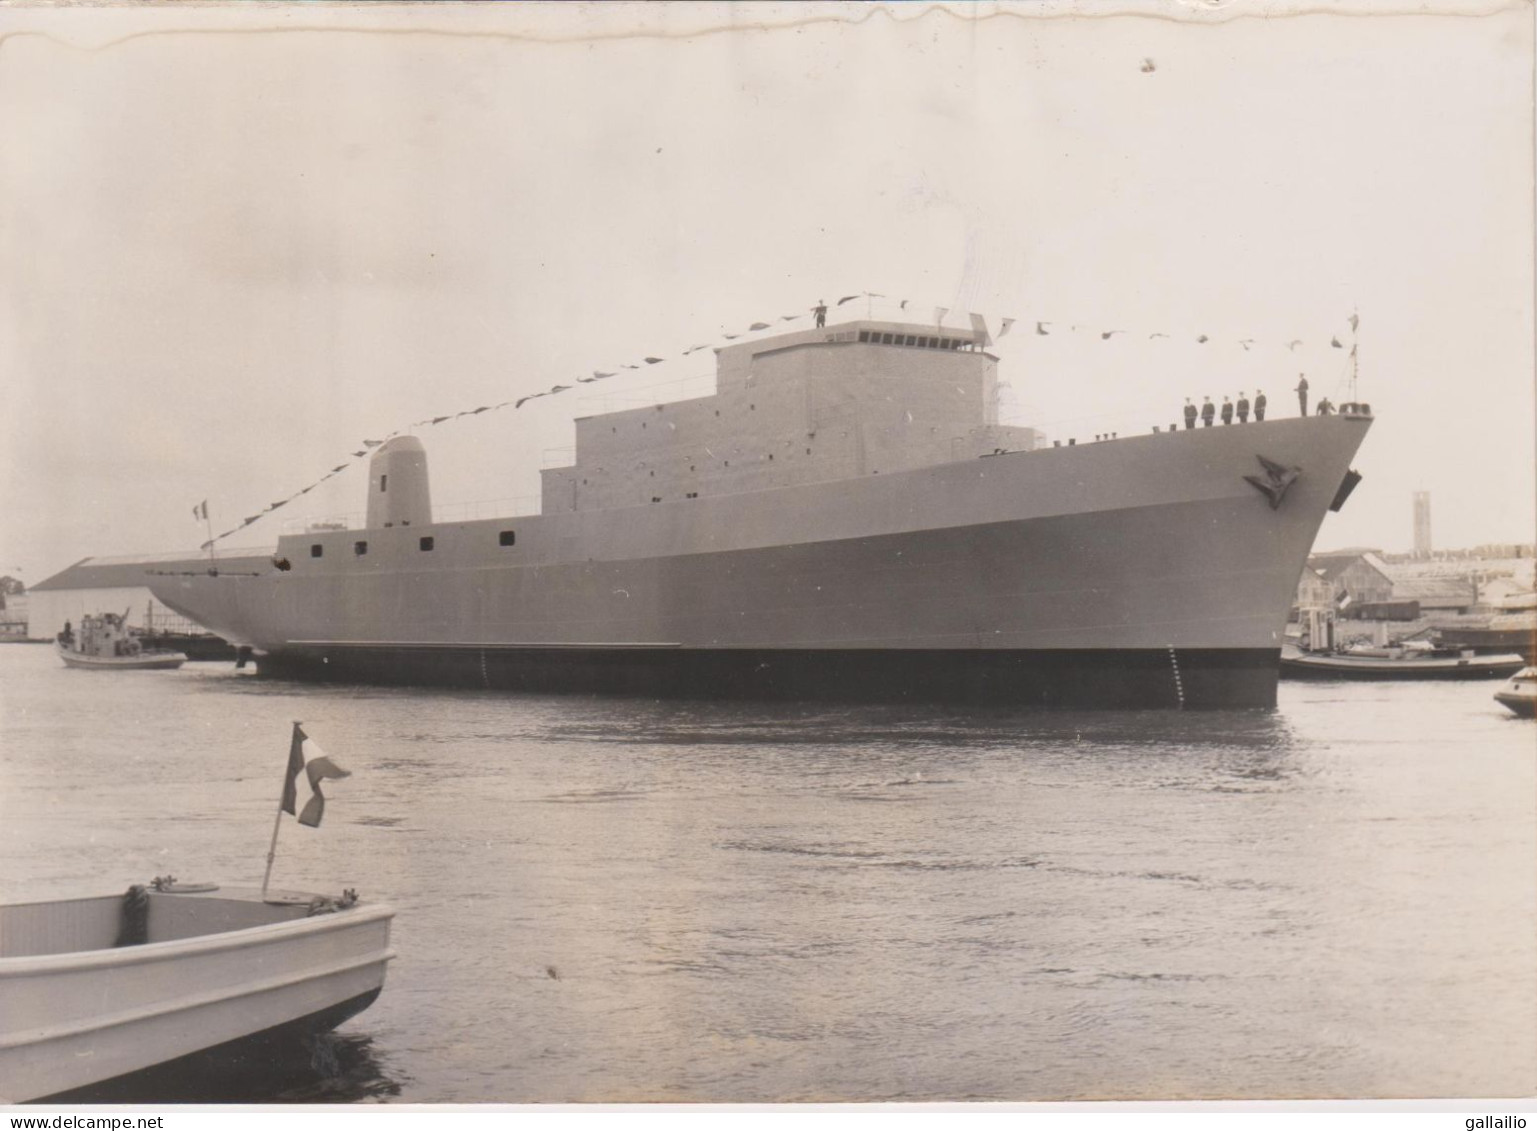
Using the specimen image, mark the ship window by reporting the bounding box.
[918,337,930,348]
[419,536,434,552]
[499,530,516,547]
[354,540,368,556]
[311,544,323,558]
[904,335,916,346]
[380,474,388,493]
[880,333,894,344]
[858,330,870,342]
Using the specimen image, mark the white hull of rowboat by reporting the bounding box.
[0,887,394,1102]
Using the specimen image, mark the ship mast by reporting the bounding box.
[1348,308,1360,404]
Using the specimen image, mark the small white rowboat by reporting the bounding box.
[0,882,394,1102]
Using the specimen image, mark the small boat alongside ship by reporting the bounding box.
[1493,666,1537,717]
[1279,642,1527,680]
[55,611,187,671]
[0,880,395,1103]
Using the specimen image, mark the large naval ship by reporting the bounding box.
[151,319,1372,707]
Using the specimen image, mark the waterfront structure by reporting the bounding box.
[1309,551,1394,608]
[150,319,1373,708]
[1294,566,1335,613]
[0,590,30,640]
[1413,490,1432,557]
[1389,576,1477,615]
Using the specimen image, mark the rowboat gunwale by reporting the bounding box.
[0,898,395,978]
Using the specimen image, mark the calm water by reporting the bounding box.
[2,643,1533,1103]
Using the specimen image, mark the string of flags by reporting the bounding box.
[195,292,1361,549]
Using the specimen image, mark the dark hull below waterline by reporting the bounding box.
[256,645,1282,709]
[35,988,383,1104]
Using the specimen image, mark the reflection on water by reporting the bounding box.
[48,1034,401,1104]
[2,648,1533,1102]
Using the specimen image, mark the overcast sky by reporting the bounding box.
[2,1,1531,586]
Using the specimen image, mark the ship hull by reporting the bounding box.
[151,416,1371,709]
[256,643,1277,708]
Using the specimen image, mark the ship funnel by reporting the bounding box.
[366,436,432,530]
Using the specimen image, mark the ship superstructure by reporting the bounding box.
[539,322,1037,514]
[151,318,1372,707]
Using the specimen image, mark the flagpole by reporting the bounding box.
[205,510,218,571]
[260,800,285,900]
[261,720,300,900]
[1349,308,1360,404]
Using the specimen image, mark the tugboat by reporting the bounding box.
[56,612,187,671]
[1494,667,1537,717]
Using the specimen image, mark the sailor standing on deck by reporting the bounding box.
[1183,398,1197,430]
[813,300,827,328]
[1200,397,1215,427]
[1295,374,1309,416]
[1220,396,1234,425]
[1236,392,1250,423]
[1254,389,1267,421]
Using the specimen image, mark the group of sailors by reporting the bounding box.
[1179,376,1348,429]
[1181,390,1266,429]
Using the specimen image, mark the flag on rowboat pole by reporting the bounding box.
[263,722,352,898]
[283,722,351,828]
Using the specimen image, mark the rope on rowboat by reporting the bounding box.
[306,888,360,917]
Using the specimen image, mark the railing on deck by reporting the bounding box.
[278,495,544,535]
[81,547,272,566]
